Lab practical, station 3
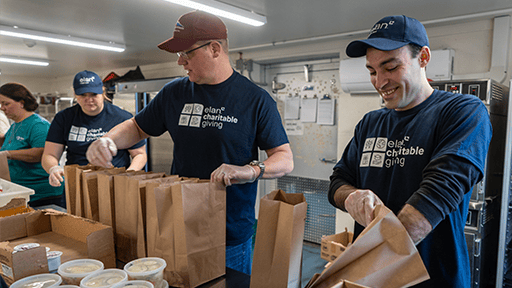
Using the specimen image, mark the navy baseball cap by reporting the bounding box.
[73,70,103,95]
[346,15,429,58]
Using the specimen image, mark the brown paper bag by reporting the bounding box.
[305,205,430,288]
[113,172,167,263]
[135,176,180,260]
[63,164,105,217]
[0,152,10,181]
[64,164,80,214]
[97,169,143,232]
[250,189,308,288]
[82,168,125,221]
[145,180,226,288]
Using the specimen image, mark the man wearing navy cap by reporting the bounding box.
[328,15,492,287]
[85,11,293,275]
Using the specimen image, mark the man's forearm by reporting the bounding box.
[397,204,433,244]
[105,118,149,150]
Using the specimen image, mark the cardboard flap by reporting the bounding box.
[25,210,51,237]
[0,213,30,241]
[0,151,11,181]
[11,246,48,279]
[86,227,116,268]
[47,210,110,243]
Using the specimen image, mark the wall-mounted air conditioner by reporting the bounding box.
[339,57,374,94]
[339,49,454,94]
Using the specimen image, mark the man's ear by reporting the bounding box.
[419,46,431,68]
[211,41,222,58]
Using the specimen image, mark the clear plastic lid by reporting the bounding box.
[110,280,154,288]
[80,269,128,288]
[47,251,63,259]
[58,259,104,278]
[13,243,40,252]
[123,258,166,276]
[10,273,62,288]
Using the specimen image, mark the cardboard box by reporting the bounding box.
[320,228,354,262]
[0,209,115,285]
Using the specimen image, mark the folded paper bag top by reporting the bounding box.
[305,205,430,288]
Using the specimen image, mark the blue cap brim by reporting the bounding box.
[346,38,410,57]
[74,86,103,95]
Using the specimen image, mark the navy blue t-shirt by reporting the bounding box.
[330,90,492,287]
[46,101,145,168]
[135,70,289,246]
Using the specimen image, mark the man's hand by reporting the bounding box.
[210,164,258,186]
[86,137,117,168]
[48,165,64,187]
[344,189,383,227]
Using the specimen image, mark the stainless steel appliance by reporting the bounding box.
[430,79,510,288]
[496,79,512,288]
[114,78,177,173]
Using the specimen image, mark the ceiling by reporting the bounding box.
[1,0,512,79]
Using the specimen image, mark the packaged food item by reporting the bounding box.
[80,269,128,288]
[10,273,62,288]
[123,258,166,288]
[47,251,63,272]
[58,259,104,286]
[110,280,154,288]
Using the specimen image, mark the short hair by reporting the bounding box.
[407,43,423,59]
[0,83,38,112]
[196,39,229,54]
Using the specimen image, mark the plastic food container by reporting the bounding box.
[47,251,63,272]
[58,259,104,285]
[80,269,128,288]
[0,178,35,207]
[10,273,62,288]
[13,243,40,252]
[110,280,154,288]
[123,258,166,288]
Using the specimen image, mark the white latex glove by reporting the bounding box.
[49,165,65,187]
[0,150,11,159]
[344,189,383,227]
[86,137,117,168]
[210,164,258,186]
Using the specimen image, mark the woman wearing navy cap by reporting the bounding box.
[0,82,64,207]
[42,70,147,188]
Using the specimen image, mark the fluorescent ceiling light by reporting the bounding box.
[0,56,49,66]
[0,25,125,52]
[162,0,266,26]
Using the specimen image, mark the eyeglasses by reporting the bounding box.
[176,42,212,60]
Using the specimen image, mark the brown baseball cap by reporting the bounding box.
[157,10,228,53]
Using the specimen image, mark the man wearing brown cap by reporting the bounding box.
[86,10,293,274]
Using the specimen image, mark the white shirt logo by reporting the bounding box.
[178,103,238,130]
